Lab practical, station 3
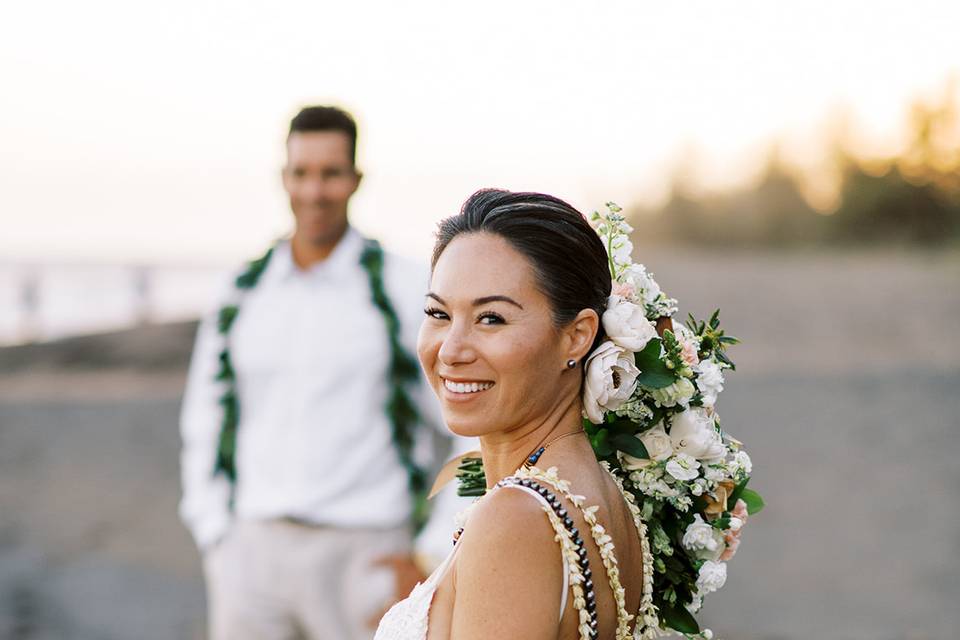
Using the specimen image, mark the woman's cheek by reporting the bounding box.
[416,324,441,384]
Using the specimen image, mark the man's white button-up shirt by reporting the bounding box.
[179,228,453,550]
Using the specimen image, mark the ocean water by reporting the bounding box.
[0,264,229,345]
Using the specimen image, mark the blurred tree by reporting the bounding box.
[632,78,960,248]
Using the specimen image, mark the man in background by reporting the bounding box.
[179,106,465,639]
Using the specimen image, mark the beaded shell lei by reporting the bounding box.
[516,465,659,640]
[375,465,658,640]
[493,465,660,640]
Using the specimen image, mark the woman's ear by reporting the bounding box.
[564,308,600,363]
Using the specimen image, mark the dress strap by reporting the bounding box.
[494,477,600,640]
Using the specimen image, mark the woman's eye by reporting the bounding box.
[424,307,448,320]
[478,312,505,325]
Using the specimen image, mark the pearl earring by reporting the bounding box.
[566,359,577,369]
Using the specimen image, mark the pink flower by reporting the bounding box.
[719,499,749,561]
[719,535,740,561]
[673,324,700,366]
[731,499,749,520]
[611,282,636,298]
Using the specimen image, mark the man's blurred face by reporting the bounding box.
[282,130,361,247]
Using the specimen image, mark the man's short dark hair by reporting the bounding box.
[288,106,358,166]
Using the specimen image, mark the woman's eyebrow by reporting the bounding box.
[473,295,523,309]
[425,292,524,310]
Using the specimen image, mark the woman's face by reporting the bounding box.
[417,232,585,437]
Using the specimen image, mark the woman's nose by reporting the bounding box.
[437,323,476,366]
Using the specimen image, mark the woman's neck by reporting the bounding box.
[478,392,583,487]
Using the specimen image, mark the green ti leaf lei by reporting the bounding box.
[213,239,430,529]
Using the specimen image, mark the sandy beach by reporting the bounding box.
[1,248,958,639]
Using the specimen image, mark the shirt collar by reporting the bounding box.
[265,226,365,283]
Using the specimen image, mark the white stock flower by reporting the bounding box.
[731,450,753,475]
[649,377,696,408]
[728,516,744,532]
[693,359,725,407]
[602,295,658,351]
[620,423,672,470]
[610,236,633,267]
[696,560,727,595]
[582,341,640,424]
[682,514,725,561]
[703,464,728,482]
[691,478,707,496]
[665,453,700,481]
[669,408,726,462]
[622,264,662,307]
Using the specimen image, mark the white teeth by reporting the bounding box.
[444,379,493,394]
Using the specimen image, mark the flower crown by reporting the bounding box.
[583,203,762,639]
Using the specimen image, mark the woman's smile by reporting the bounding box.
[441,377,496,401]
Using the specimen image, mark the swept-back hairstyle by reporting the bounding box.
[432,189,611,352]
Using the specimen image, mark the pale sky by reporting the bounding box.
[2,0,958,264]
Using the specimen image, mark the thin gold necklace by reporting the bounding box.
[523,429,585,468]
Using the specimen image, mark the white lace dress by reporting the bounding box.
[374,481,571,640]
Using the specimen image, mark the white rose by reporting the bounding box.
[696,560,727,595]
[582,341,640,424]
[620,423,672,470]
[649,377,696,408]
[669,408,726,462]
[665,453,700,481]
[682,514,725,561]
[694,359,725,407]
[602,295,658,351]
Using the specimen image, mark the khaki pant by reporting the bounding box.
[203,519,411,640]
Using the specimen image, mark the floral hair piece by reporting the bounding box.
[583,203,762,639]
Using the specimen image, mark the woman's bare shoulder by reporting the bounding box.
[449,485,564,639]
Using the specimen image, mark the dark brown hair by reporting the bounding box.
[288,105,358,166]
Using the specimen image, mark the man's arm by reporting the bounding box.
[178,305,233,551]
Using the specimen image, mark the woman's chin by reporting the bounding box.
[441,413,496,439]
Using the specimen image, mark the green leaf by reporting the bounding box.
[606,416,641,434]
[582,417,599,436]
[590,429,614,457]
[709,308,720,328]
[727,477,750,507]
[740,487,765,514]
[634,339,676,389]
[660,601,701,634]
[609,432,649,459]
